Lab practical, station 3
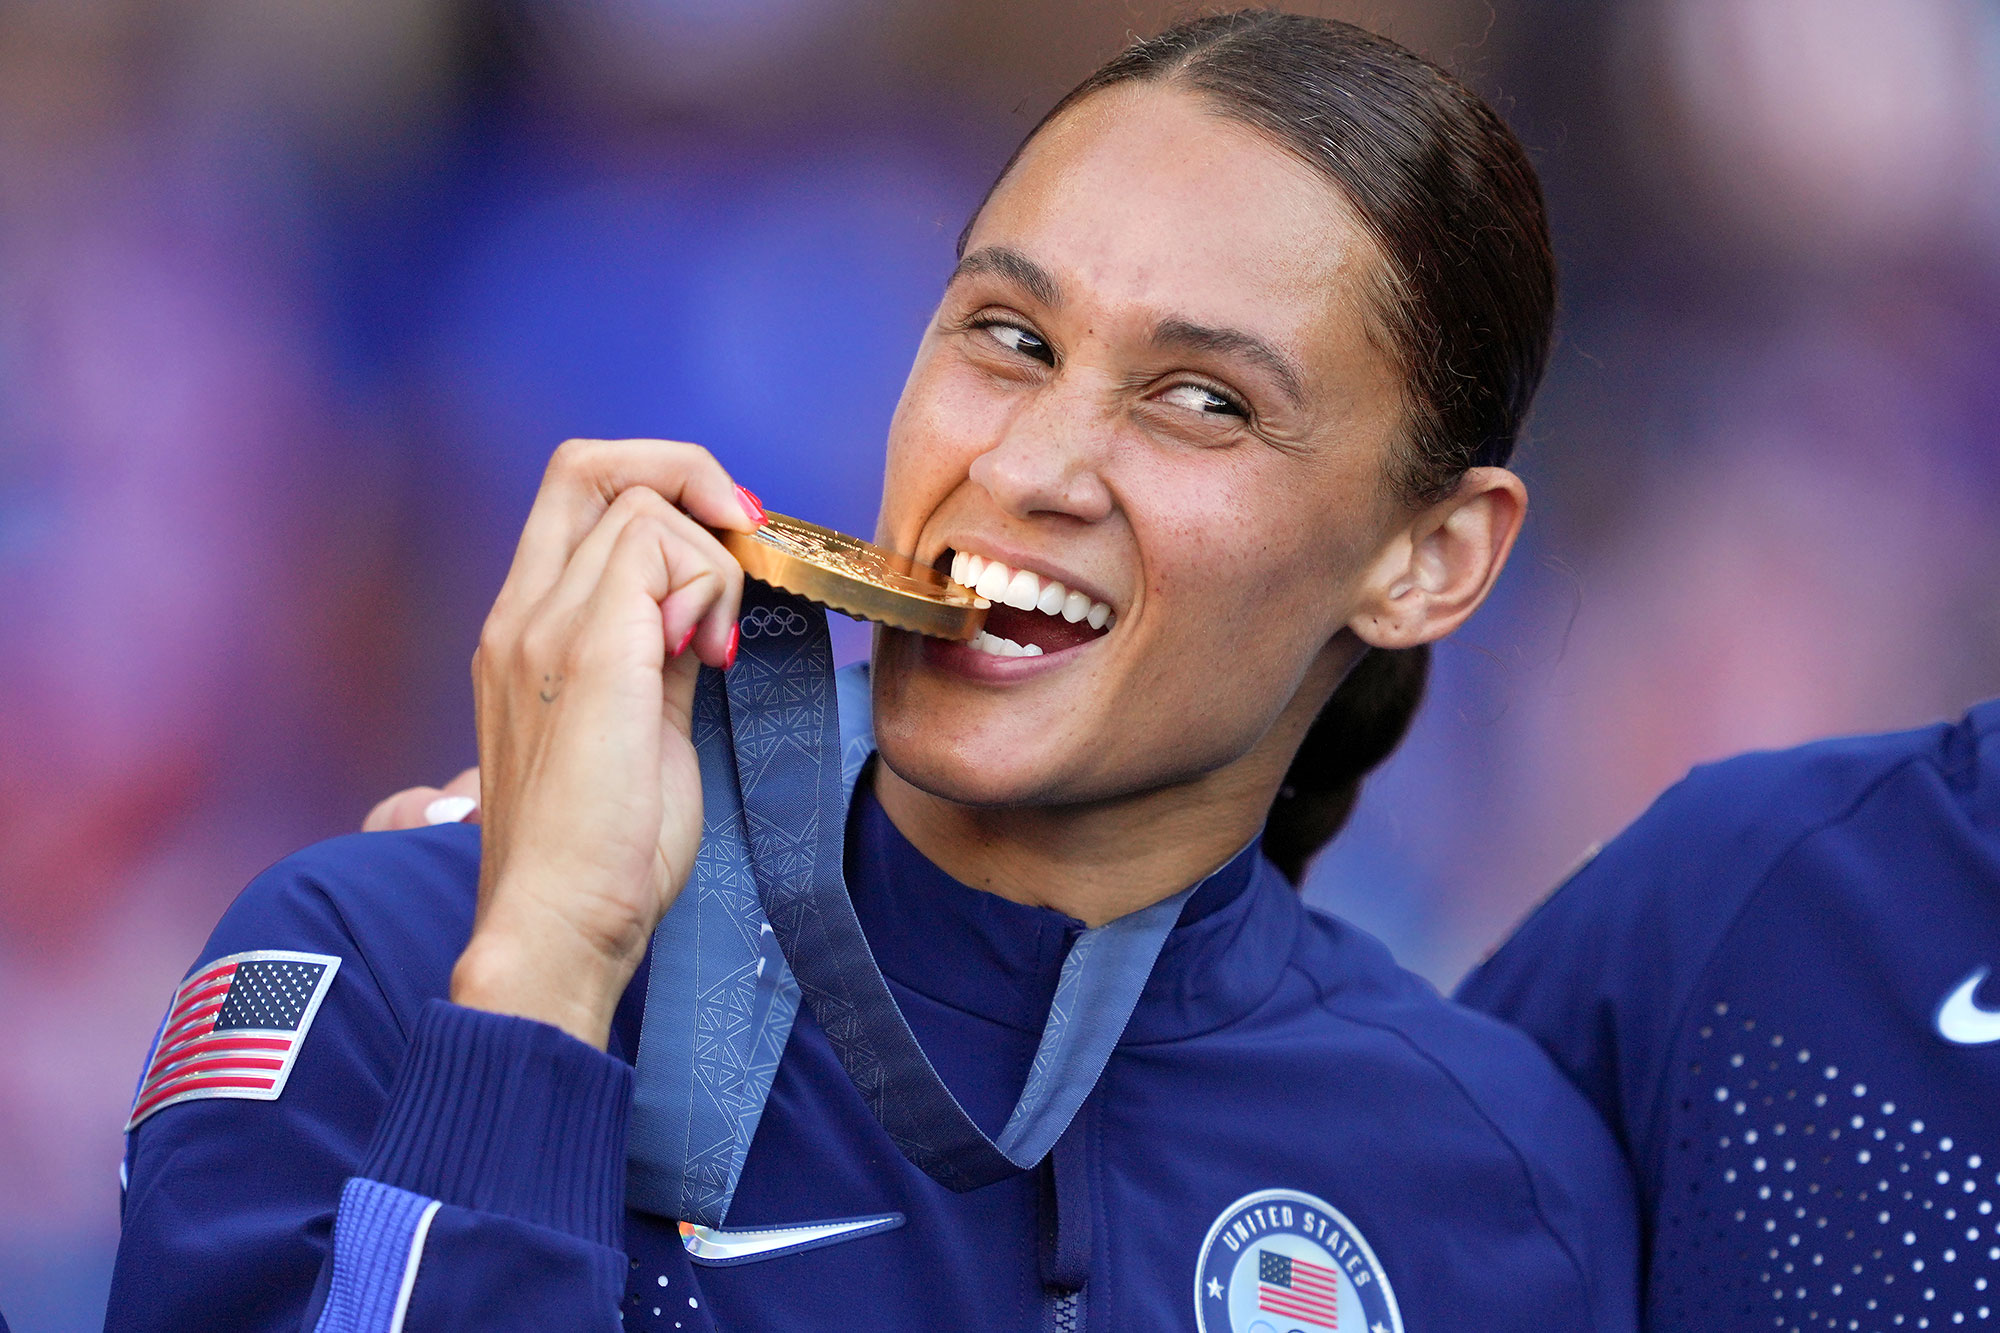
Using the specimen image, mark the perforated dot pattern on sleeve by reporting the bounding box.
[1655,1000,1996,1332]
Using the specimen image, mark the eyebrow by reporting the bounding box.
[947,248,1306,409]
[1151,318,1307,408]
[947,246,1063,309]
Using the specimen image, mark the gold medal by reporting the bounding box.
[718,512,987,641]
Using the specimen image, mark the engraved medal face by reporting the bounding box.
[718,512,987,641]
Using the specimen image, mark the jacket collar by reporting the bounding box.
[845,784,1300,1044]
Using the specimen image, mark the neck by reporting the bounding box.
[868,654,1346,925]
[867,634,1360,925]
[871,762,1272,928]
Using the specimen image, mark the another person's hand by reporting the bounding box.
[361,766,481,831]
[447,439,764,1049]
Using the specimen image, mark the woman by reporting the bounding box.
[108,13,1638,1332]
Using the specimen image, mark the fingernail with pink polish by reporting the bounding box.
[673,623,698,657]
[724,624,740,669]
[734,484,766,526]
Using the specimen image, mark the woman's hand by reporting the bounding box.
[362,767,482,831]
[449,438,763,1049]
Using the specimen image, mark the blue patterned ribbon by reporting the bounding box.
[626,599,802,1226]
[628,584,1195,1219]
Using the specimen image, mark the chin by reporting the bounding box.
[869,700,1071,809]
[868,622,1271,812]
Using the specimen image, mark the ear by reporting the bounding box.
[1346,467,1527,650]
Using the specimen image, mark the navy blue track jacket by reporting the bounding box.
[1461,700,2000,1332]
[109,782,1639,1332]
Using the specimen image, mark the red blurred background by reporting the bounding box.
[2,0,1996,1324]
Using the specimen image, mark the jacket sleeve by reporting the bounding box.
[1454,741,1906,1194]
[106,840,636,1333]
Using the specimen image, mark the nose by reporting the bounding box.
[966,384,1115,524]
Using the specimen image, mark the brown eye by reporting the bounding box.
[1158,383,1247,417]
[976,319,1055,367]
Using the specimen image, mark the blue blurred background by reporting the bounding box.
[2,0,1997,1325]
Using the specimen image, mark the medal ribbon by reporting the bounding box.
[628,584,1196,1220]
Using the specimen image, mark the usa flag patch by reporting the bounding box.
[126,950,341,1131]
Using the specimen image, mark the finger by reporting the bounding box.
[541,487,739,643]
[656,528,745,670]
[497,440,761,615]
[423,795,479,825]
[363,786,445,833]
[443,768,484,825]
[554,495,743,672]
[583,509,743,676]
[663,571,743,669]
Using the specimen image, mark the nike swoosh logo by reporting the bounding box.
[678,1212,904,1266]
[1937,966,2000,1045]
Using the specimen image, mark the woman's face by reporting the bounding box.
[870,83,1416,810]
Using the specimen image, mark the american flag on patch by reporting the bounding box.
[126,950,341,1131]
[1259,1248,1343,1329]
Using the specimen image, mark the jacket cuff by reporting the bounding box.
[359,998,631,1249]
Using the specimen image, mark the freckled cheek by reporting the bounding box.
[1138,517,1338,657]
[882,370,995,531]
[890,369,1004,479]
[1151,563,1291,650]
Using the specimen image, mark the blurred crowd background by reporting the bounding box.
[3,0,1997,1324]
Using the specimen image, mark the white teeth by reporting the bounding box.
[969,631,1041,658]
[973,561,1011,601]
[1002,569,1041,610]
[949,550,1118,638]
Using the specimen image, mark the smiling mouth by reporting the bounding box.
[944,550,1116,658]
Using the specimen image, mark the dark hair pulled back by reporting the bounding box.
[970,11,1556,882]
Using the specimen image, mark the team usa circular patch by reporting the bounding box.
[1195,1188,1403,1333]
